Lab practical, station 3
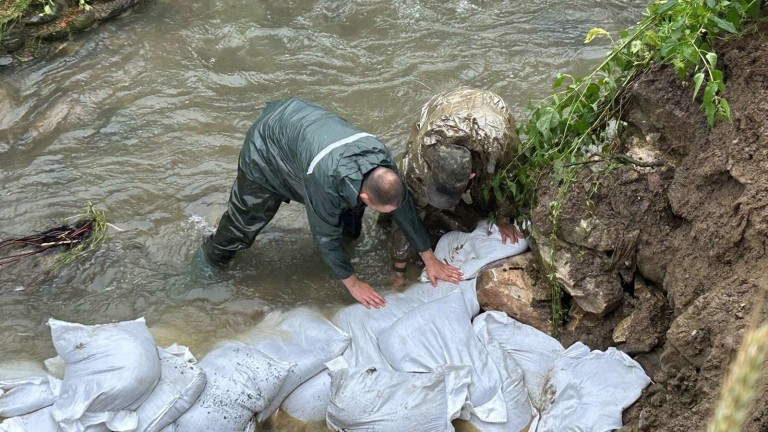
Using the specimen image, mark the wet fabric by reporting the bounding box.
[0,375,60,418]
[203,97,430,279]
[49,318,161,432]
[384,87,522,263]
[325,357,472,432]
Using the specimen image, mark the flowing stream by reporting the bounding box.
[0,0,646,385]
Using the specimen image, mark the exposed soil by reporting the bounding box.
[529,23,768,431]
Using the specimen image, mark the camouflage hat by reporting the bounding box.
[424,144,472,210]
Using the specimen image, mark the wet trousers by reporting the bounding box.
[202,168,365,269]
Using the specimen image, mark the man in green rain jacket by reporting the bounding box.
[202,98,462,308]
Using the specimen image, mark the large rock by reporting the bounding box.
[476,252,551,333]
[529,227,623,317]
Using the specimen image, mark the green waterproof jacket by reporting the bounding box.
[234,97,430,279]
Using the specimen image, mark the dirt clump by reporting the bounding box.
[528,24,768,431]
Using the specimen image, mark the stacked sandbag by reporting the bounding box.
[134,345,206,432]
[279,369,331,423]
[0,375,61,418]
[325,357,472,432]
[378,289,507,424]
[472,311,651,431]
[420,220,528,283]
[0,319,207,432]
[528,342,652,431]
[49,318,161,432]
[173,342,289,432]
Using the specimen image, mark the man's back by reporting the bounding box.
[239,98,364,203]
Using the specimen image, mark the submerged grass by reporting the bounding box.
[0,202,109,273]
[52,202,108,268]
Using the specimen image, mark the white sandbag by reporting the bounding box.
[174,342,290,432]
[333,292,424,369]
[421,220,528,283]
[0,375,61,417]
[378,290,507,423]
[49,317,161,432]
[473,311,564,410]
[235,308,350,422]
[333,280,478,370]
[467,340,535,432]
[529,342,651,432]
[279,369,331,422]
[326,356,471,432]
[0,407,108,432]
[135,345,206,432]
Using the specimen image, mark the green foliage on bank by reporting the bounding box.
[489,0,764,335]
[0,0,33,25]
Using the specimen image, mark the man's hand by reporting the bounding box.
[342,275,387,309]
[496,222,524,244]
[420,249,463,287]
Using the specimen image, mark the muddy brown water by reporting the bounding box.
[0,0,645,424]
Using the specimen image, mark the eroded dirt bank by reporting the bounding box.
[528,24,768,431]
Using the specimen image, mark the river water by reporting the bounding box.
[1,0,645,391]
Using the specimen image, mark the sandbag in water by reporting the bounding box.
[378,290,507,424]
[235,307,350,423]
[173,342,290,432]
[48,317,161,432]
[134,345,206,432]
[325,357,471,432]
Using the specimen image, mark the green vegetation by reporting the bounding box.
[0,0,33,26]
[52,202,108,268]
[488,0,764,335]
[0,202,109,275]
[1,0,91,28]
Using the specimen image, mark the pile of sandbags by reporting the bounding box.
[0,309,351,432]
[280,222,651,432]
[0,319,207,432]
[1,221,651,432]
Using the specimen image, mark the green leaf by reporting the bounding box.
[705,0,716,8]
[709,15,738,33]
[720,98,732,121]
[705,52,717,69]
[536,109,557,141]
[692,72,705,100]
[657,0,679,14]
[493,182,503,201]
[585,28,610,44]
[553,74,566,89]
[644,29,661,48]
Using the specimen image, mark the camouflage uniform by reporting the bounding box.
[383,87,521,263]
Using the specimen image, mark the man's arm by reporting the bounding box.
[306,198,386,308]
[391,189,463,286]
